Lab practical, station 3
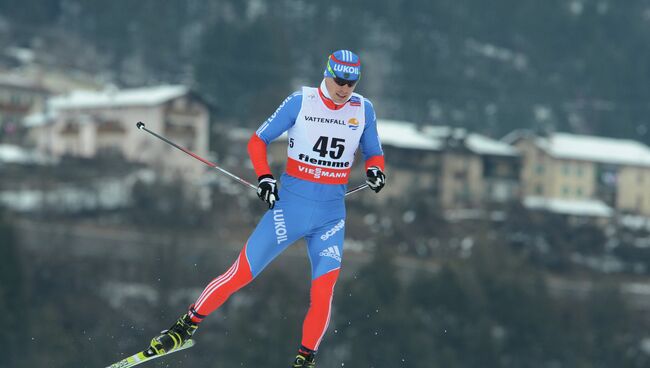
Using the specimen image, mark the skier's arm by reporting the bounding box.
[247,92,302,177]
[360,99,386,193]
[360,99,385,171]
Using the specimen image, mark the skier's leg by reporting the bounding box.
[300,268,340,351]
[188,243,254,322]
[189,196,310,322]
[299,217,346,352]
[152,199,308,354]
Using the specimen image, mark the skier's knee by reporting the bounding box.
[309,269,340,302]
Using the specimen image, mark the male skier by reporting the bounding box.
[149,50,386,367]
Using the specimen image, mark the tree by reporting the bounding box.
[333,248,410,367]
[0,209,24,367]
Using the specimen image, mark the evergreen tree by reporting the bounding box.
[0,210,23,368]
[334,248,410,367]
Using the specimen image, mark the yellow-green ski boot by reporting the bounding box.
[149,313,198,355]
[291,346,316,367]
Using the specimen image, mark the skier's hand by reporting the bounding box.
[257,174,279,209]
[365,166,386,193]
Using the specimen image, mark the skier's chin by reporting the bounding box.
[334,93,349,103]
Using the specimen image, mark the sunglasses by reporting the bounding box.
[333,77,358,88]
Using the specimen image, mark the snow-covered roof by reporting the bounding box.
[535,133,650,167]
[23,111,56,127]
[523,196,613,218]
[0,73,46,90]
[466,134,519,156]
[377,120,442,151]
[49,85,189,110]
[423,125,518,156]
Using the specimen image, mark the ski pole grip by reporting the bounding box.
[136,121,145,130]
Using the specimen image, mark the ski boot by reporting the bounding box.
[149,313,198,355]
[291,346,316,367]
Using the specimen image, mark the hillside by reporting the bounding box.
[2,0,649,140]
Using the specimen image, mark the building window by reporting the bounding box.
[454,170,467,179]
[576,187,583,197]
[562,163,571,176]
[638,172,644,184]
[562,186,570,197]
[576,165,584,177]
[535,164,545,174]
[535,184,543,195]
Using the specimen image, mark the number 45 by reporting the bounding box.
[312,136,345,159]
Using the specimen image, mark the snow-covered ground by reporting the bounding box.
[0,169,155,212]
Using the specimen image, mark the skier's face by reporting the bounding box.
[324,77,357,104]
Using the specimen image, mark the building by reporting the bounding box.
[378,120,520,209]
[424,125,521,208]
[506,130,650,216]
[0,74,50,143]
[26,85,210,181]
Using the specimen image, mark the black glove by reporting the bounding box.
[366,166,386,193]
[257,174,279,209]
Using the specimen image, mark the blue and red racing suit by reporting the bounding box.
[188,81,384,351]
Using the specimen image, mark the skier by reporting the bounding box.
[150,49,386,367]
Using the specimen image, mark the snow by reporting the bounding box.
[0,190,42,211]
[102,281,158,308]
[49,85,188,110]
[465,39,528,70]
[0,73,44,90]
[640,338,650,355]
[444,208,486,221]
[0,185,129,212]
[0,144,32,163]
[5,47,35,64]
[0,169,153,212]
[536,132,650,167]
[226,127,288,142]
[377,120,442,151]
[622,282,650,296]
[0,144,45,164]
[424,125,519,156]
[228,127,256,141]
[523,196,613,217]
[570,253,625,273]
[619,214,650,231]
[23,111,56,127]
[466,134,519,156]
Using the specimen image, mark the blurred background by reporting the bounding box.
[1,0,650,367]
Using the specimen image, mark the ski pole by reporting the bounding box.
[136,122,369,196]
[137,121,257,190]
[347,183,369,195]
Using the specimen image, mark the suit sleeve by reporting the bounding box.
[247,91,302,178]
[359,98,385,171]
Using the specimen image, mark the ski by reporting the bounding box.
[105,339,195,368]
